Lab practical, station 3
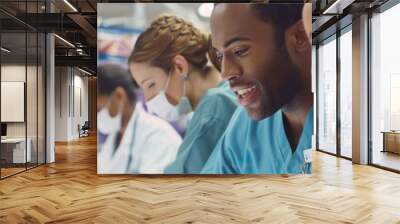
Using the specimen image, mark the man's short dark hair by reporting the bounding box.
[214,3,304,45]
[98,64,136,103]
[250,3,304,43]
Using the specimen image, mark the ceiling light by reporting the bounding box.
[78,67,92,76]
[1,47,11,53]
[63,0,78,12]
[322,0,354,15]
[54,34,75,48]
[323,0,341,14]
[198,3,214,18]
[76,49,85,55]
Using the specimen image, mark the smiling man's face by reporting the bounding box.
[211,4,301,120]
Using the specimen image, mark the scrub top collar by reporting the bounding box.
[216,80,226,88]
[275,106,313,168]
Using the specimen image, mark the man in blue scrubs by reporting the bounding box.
[202,3,313,174]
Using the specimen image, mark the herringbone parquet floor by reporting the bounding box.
[1,135,400,223]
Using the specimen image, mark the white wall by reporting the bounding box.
[74,73,89,124]
[1,65,26,139]
[1,64,46,164]
[55,67,68,141]
[1,65,39,138]
[54,67,89,141]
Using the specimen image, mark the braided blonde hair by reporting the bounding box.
[129,14,220,74]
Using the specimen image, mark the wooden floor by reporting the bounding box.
[1,135,400,223]
[1,167,26,178]
[1,163,44,178]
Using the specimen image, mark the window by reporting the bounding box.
[371,2,400,171]
[339,28,352,158]
[0,1,46,179]
[317,36,337,154]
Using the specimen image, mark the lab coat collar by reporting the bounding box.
[119,103,142,148]
[98,103,141,174]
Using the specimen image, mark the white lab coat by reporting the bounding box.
[98,103,182,174]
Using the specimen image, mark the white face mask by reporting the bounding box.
[97,97,123,135]
[146,74,193,122]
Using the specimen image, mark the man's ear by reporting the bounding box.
[109,87,126,116]
[113,87,126,103]
[171,54,190,80]
[285,20,310,54]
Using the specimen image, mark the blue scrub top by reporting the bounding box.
[201,106,314,174]
[165,81,238,174]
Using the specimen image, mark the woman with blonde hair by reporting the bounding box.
[129,15,237,174]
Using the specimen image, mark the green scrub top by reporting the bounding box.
[201,106,314,174]
[165,81,238,174]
